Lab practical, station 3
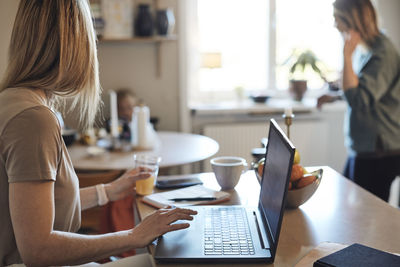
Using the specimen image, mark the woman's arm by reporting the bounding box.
[10,181,196,266]
[80,169,149,210]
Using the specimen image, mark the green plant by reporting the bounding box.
[284,49,327,82]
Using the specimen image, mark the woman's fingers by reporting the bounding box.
[133,207,197,246]
[166,212,195,224]
[156,207,197,224]
[135,172,151,181]
[167,223,191,232]
[165,207,198,215]
[160,207,197,226]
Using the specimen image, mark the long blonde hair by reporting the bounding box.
[333,0,379,46]
[0,0,101,129]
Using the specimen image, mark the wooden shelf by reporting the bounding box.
[98,34,177,44]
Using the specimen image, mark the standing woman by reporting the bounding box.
[317,0,400,201]
[0,1,196,266]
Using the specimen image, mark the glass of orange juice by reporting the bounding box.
[134,154,161,195]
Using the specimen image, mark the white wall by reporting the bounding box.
[0,1,19,79]
[375,0,400,51]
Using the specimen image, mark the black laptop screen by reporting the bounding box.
[259,119,294,250]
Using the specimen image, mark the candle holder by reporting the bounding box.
[282,113,295,139]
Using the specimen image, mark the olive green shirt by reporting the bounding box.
[0,88,81,266]
[343,33,400,155]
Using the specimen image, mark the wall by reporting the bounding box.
[97,0,180,131]
[375,0,400,51]
[0,1,19,79]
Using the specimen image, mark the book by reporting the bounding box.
[313,243,400,267]
[142,184,230,209]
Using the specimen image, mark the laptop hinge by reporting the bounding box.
[253,211,266,249]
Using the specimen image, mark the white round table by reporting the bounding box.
[67,131,219,170]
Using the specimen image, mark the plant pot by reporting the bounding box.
[289,80,307,101]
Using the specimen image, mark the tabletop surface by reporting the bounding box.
[68,131,219,170]
[136,166,400,267]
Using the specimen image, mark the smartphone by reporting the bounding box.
[156,177,203,189]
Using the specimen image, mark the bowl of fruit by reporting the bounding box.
[251,157,265,183]
[286,150,323,208]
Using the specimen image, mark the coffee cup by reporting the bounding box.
[134,154,161,195]
[210,156,247,190]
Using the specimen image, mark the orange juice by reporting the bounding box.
[136,175,155,195]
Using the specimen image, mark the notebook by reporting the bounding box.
[154,119,295,263]
[313,243,400,267]
[142,184,230,208]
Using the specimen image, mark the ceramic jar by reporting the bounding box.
[156,8,175,35]
[135,4,153,36]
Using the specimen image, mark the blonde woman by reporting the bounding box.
[318,0,400,201]
[0,1,196,266]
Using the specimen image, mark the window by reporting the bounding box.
[276,0,342,90]
[197,0,269,100]
[185,0,341,104]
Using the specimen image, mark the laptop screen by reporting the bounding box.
[259,119,295,252]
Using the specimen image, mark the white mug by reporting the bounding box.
[210,156,247,190]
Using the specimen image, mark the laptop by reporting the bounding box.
[154,119,295,263]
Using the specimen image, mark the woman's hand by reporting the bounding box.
[129,206,198,247]
[105,168,150,202]
[341,30,360,90]
[343,30,361,58]
[317,94,340,109]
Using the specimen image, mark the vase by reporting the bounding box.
[289,80,307,101]
[135,4,154,37]
[156,8,175,35]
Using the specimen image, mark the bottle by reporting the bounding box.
[131,104,151,149]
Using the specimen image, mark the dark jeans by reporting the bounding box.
[343,154,400,201]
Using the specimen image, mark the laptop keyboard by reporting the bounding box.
[204,207,255,256]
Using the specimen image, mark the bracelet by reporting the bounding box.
[95,184,109,206]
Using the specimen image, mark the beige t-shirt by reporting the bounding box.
[0,88,81,266]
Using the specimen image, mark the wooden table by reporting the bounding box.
[136,166,400,266]
[68,131,219,170]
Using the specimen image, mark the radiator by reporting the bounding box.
[201,119,338,172]
[202,123,270,172]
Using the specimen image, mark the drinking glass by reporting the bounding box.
[134,154,161,195]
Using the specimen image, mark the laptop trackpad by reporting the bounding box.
[155,207,204,259]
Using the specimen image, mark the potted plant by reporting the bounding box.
[284,49,327,101]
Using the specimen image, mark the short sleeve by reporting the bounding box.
[2,106,61,182]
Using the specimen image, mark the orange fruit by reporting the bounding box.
[296,175,316,189]
[290,164,304,182]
